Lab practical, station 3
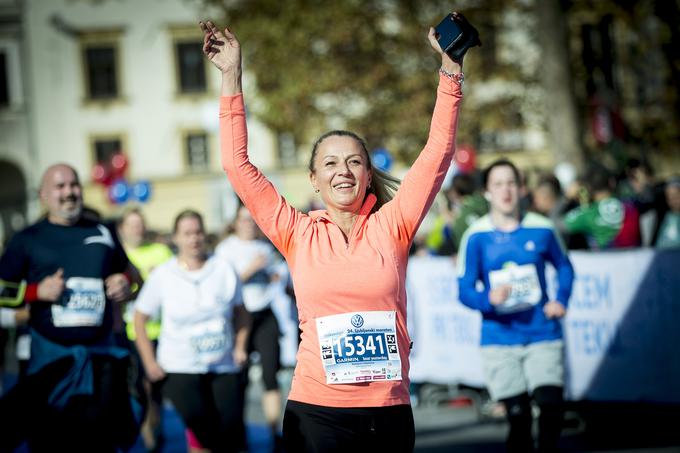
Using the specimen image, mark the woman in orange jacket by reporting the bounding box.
[201,14,468,452]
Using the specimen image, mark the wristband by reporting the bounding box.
[24,283,38,303]
[439,67,465,86]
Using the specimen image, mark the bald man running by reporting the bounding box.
[0,164,141,452]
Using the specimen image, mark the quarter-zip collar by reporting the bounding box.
[308,193,377,249]
[308,193,376,224]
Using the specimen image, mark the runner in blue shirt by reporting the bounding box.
[0,164,141,452]
[458,158,574,453]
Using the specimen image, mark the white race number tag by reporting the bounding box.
[51,277,106,327]
[489,264,542,313]
[188,318,232,366]
[316,311,401,384]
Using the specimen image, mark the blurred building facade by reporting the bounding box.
[0,0,316,241]
[0,0,32,246]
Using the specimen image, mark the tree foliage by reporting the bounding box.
[205,0,480,162]
[203,0,679,170]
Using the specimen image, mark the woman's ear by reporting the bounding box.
[484,192,492,202]
[309,172,318,193]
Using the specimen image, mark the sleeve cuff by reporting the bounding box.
[219,94,246,117]
[438,73,463,96]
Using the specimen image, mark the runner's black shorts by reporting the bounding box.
[163,371,246,453]
[283,399,415,453]
[247,307,281,391]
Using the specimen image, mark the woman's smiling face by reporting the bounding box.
[310,135,372,213]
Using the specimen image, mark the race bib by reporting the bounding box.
[51,277,106,327]
[489,264,542,313]
[188,318,232,366]
[316,310,402,385]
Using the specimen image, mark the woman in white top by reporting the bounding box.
[216,204,283,443]
[134,210,250,453]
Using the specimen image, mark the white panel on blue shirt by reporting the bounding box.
[489,263,541,314]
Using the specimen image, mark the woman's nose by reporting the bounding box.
[338,162,351,175]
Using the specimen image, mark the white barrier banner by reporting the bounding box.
[562,249,680,402]
[406,249,680,403]
[407,255,485,387]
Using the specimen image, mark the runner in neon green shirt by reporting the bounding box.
[117,208,173,451]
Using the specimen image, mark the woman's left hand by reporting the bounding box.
[427,12,464,74]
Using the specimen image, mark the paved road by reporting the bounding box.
[4,367,680,452]
[242,370,680,453]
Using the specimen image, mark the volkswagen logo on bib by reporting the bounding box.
[351,314,364,328]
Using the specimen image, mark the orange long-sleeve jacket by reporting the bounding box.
[219,74,462,407]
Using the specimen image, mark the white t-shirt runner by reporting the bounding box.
[134,256,243,374]
[215,236,279,313]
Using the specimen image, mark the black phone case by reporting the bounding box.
[435,14,464,53]
[435,13,482,62]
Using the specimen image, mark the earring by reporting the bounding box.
[314,188,320,193]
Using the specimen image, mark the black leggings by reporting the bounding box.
[501,386,564,453]
[163,372,246,453]
[283,400,415,453]
[247,307,281,391]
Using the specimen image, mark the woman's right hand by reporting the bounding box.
[200,21,241,75]
[144,360,167,383]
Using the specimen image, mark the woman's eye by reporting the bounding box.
[325,161,335,167]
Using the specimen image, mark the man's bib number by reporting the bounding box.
[489,263,542,313]
[316,311,401,384]
[52,277,105,327]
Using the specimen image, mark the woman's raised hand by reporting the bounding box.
[200,21,241,75]
[428,12,463,74]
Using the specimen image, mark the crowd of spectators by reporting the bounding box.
[418,158,680,256]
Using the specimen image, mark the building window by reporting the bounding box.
[80,30,122,101]
[185,132,210,172]
[0,52,8,107]
[94,137,123,164]
[84,46,118,99]
[175,41,206,93]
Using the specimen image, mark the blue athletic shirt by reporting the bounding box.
[457,212,574,346]
[0,218,129,345]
